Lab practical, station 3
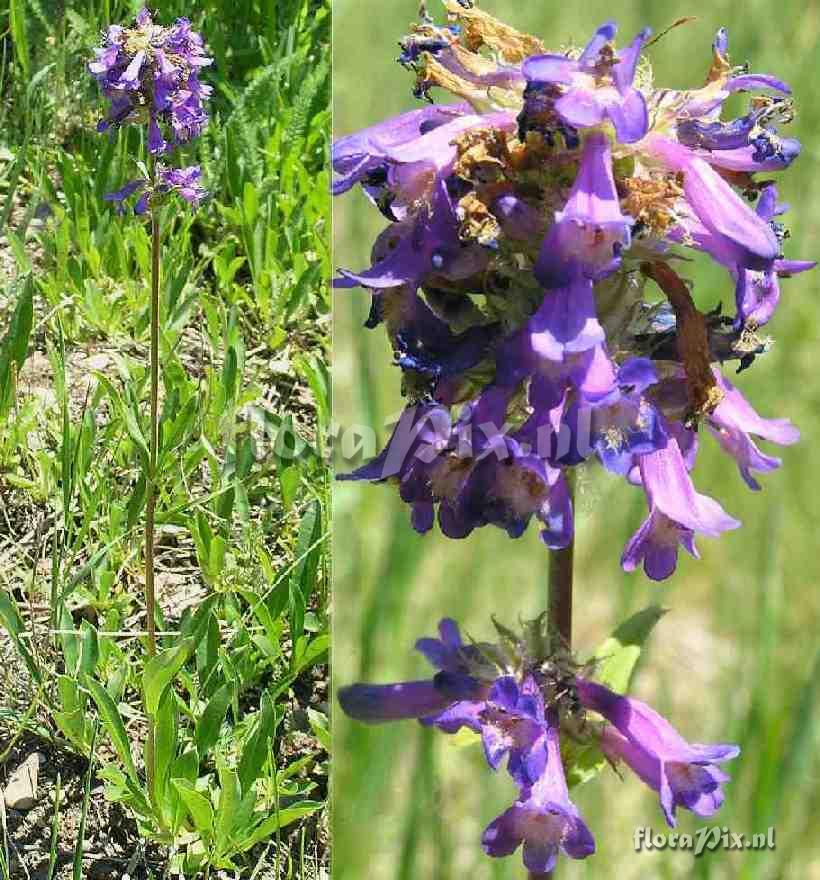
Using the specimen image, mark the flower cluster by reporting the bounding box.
[104,164,208,214]
[334,6,813,580]
[339,618,740,873]
[89,7,213,212]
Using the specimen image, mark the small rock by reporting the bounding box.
[4,752,42,811]
[84,353,112,371]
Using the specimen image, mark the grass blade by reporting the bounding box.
[72,723,98,880]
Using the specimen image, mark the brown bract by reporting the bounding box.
[619,174,684,236]
[640,261,725,420]
[444,1,544,63]
[418,54,490,105]
[454,126,511,181]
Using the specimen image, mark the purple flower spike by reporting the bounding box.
[334,4,811,568]
[482,708,595,872]
[89,8,212,154]
[578,679,740,827]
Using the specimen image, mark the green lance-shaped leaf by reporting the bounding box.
[8,0,30,80]
[591,604,667,694]
[84,676,139,786]
[54,675,93,754]
[237,690,279,795]
[171,778,215,840]
[214,763,241,856]
[0,589,41,684]
[151,687,179,822]
[0,274,34,420]
[195,681,234,758]
[238,802,324,853]
[143,639,196,716]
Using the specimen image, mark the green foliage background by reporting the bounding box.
[1,0,331,873]
[333,1,820,878]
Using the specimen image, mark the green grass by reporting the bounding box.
[332,2,820,879]
[0,0,329,875]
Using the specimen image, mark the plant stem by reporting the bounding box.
[530,474,576,880]
[144,175,161,806]
[145,202,160,660]
[548,536,574,651]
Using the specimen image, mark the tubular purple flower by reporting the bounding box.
[135,6,152,27]
[158,165,208,206]
[482,708,595,872]
[702,138,801,173]
[334,177,483,290]
[335,110,515,212]
[637,432,740,537]
[148,116,168,155]
[338,680,458,723]
[726,184,816,326]
[338,618,492,724]
[415,617,476,675]
[734,258,815,328]
[621,508,698,581]
[622,434,740,580]
[535,132,633,286]
[523,23,651,143]
[426,675,551,787]
[339,402,451,485]
[524,278,606,362]
[459,436,574,546]
[649,136,780,270]
[116,49,146,90]
[89,42,120,76]
[558,358,667,475]
[331,102,471,196]
[387,288,500,379]
[577,678,740,827]
[706,370,800,490]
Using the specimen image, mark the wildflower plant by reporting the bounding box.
[89,3,212,808]
[334,2,813,874]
